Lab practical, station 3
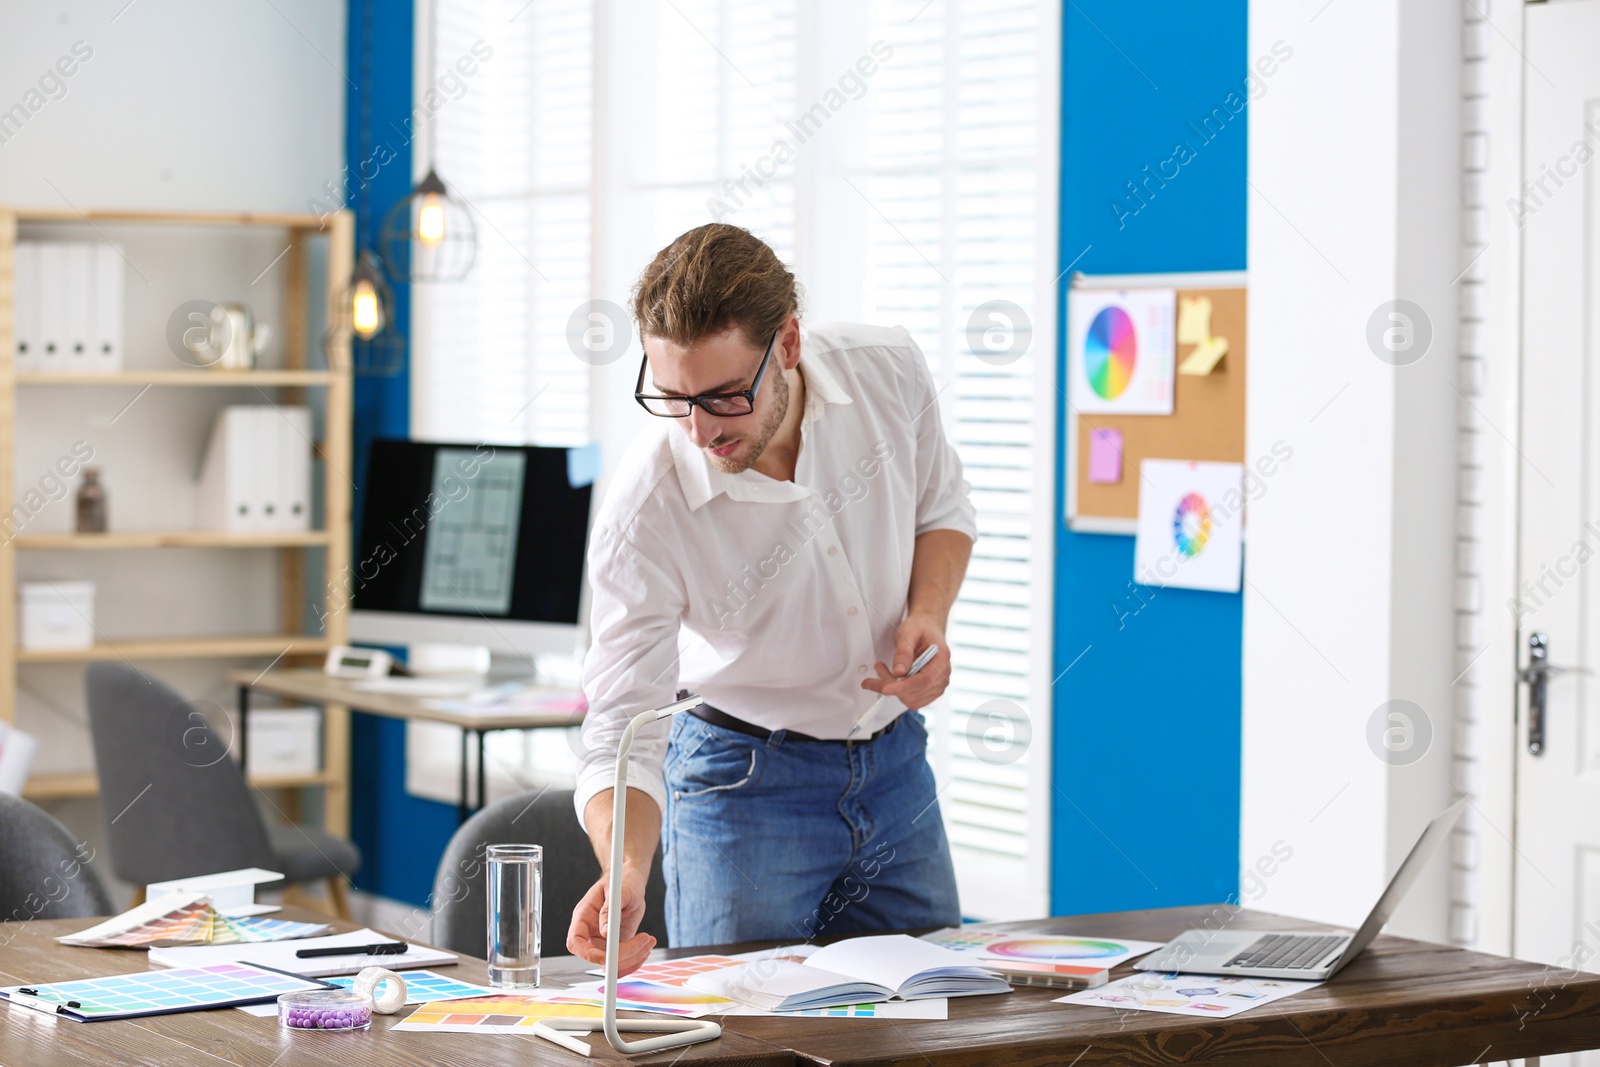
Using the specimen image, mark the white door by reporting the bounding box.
[1515,0,1600,1020]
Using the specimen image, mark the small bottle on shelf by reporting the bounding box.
[75,468,108,533]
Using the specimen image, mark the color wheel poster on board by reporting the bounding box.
[1133,459,1244,593]
[1067,288,1176,415]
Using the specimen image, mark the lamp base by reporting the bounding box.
[532,1016,722,1056]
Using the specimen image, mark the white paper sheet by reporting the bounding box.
[1067,288,1176,415]
[1057,971,1320,1019]
[1133,459,1244,592]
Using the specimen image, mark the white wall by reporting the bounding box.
[0,1,343,832]
[1244,0,1460,941]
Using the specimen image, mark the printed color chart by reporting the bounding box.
[0,964,326,1021]
[392,994,602,1034]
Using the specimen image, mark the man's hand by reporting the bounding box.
[566,863,656,976]
[861,612,951,710]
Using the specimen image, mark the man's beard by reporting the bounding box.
[705,365,789,474]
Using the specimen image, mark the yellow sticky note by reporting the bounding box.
[1179,335,1228,375]
[1177,296,1213,346]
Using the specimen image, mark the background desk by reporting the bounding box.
[230,668,585,823]
[7,906,1596,1067]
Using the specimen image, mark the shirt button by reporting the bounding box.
[859,665,870,674]
[848,607,859,617]
[827,546,838,556]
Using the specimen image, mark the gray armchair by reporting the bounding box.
[85,662,359,916]
[0,792,114,921]
[430,787,667,959]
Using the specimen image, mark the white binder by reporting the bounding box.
[197,406,277,533]
[62,242,94,374]
[35,243,67,372]
[273,407,312,533]
[90,244,124,374]
[13,243,38,372]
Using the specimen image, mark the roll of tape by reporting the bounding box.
[351,967,407,1014]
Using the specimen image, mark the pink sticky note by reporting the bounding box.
[1088,428,1124,484]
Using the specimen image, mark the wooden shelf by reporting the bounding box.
[15,530,330,550]
[23,769,333,800]
[18,370,335,387]
[17,635,332,664]
[1,203,355,840]
[15,208,329,229]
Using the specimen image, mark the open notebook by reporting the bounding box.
[685,934,1009,1012]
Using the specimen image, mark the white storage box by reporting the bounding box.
[246,706,321,778]
[18,580,95,650]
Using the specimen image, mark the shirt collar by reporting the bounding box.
[670,346,854,511]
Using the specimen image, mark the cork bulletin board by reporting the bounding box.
[1066,271,1248,533]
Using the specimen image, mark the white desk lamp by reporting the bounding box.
[533,693,723,1057]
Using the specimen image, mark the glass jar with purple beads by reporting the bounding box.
[277,989,373,1031]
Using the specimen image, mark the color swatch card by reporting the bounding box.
[921,929,1163,970]
[58,891,331,948]
[392,993,602,1034]
[236,969,494,1017]
[596,955,743,987]
[1068,288,1176,415]
[0,963,328,1021]
[1132,459,1244,592]
[544,978,734,1018]
[1057,972,1320,1019]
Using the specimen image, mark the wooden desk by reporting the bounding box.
[230,668,585,823]
[7,906,1598,1067]
[0,911,790,1067]
[658,906,1600,1067]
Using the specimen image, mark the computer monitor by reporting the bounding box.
[349,438,596,666]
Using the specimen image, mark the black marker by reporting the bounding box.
[295,940,408,959]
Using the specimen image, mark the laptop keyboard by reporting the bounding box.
[1224,934,1345,971]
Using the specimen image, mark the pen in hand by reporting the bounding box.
[849,643,939,736]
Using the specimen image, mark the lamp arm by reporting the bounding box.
[602,694,706,1052]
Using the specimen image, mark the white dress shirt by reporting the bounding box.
[572,322,977,828]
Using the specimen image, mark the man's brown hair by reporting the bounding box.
[631,223,799,347]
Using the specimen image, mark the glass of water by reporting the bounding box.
[486,843,542,987]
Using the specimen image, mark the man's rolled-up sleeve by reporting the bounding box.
[904,334,978,541]
[572,522,685,834]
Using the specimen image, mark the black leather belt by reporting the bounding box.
[689,703,899,745]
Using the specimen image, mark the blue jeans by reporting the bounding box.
[661,710,961,948]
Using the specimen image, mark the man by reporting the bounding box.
[567,223,975,974]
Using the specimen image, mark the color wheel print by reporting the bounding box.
[983,937,1132,961]
[1172,492,1213,557]
[1084,306,1138,399]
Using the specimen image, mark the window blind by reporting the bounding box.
[410,0,1055,917]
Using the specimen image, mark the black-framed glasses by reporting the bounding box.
[634,331,777,418]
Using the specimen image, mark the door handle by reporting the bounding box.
[1520,631,1588,756]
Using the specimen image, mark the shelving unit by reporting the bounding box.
[0,206,354,836]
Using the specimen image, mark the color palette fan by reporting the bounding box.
[57,891,330,948]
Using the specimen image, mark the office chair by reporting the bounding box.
[0,792,114,921]
[85,662,359,918]
[430,787,667,958]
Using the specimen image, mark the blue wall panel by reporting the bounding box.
[344,0,458,906]
[1051,0,1248,915]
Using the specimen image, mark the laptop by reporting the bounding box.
[1136,798,1467,981]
